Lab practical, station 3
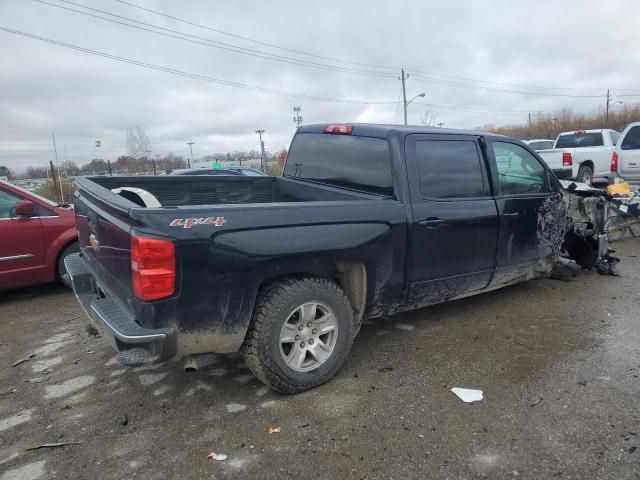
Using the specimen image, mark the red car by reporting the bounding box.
[0,180,78,290]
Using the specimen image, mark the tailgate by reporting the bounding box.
[74,180,135,308]
[537,149,567,170]
[620,149,640,179]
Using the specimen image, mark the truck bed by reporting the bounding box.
[90,175,383,207]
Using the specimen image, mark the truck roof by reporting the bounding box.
[298,123,500,139]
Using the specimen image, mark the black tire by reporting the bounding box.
[57,242,79,288]
[576,165,593,185]
[243,277,355,394]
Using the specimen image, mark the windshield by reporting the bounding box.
[284,133,393,196]
[555,132,604,148]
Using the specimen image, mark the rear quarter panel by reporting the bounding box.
[131,200,408,354]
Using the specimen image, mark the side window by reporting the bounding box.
[415,140,485,198]
[491,142,548,195]
[610,131,620,146]
[0,189,21,219]
[37,205,56,217]
[621,126,640,150]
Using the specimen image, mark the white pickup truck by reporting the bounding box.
[537,129,619,185]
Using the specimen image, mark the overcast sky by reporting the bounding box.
[1,0,639,172]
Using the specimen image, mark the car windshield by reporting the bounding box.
[170,169,238,175]
[237,169,265,176]
[555,132,604,148]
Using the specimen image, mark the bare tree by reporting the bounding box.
[420,112,436,126]
[0,165,12,178]
[126,126,151,158]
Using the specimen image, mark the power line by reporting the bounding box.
[0,26,399,105]
[409,75,609,98]
[112,0,639,94]
[38,1,640,98]
[6,27,627,119]
[413,102,527,117]
[407,69,601,93]
[112,0,398,72]
[35,0,395,78]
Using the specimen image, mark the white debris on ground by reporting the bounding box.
[226,403,247,413]
[395,323,415,331]
[451,387,484,403]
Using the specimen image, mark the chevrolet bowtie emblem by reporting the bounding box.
[89,233,100,250]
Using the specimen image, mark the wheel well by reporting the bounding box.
[257,262,367,332]
[579,160,594,171]
[335,262,367,332]
[54,238,78,279]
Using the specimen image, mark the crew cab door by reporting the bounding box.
[0,187,45,288]
[405,134,499,306]
[486,140,564,286]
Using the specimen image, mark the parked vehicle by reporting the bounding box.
[226,167,267,176]
[169,168,240,176]
[0,180,78,290]
[65,124,609,393]
[524,139,554,151]
[537,129,619,185]
[609,121,640,187]
[169,167,267,176]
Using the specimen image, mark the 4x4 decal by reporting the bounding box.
[169,217,227,229]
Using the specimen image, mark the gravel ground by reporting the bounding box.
[1,237,639,480]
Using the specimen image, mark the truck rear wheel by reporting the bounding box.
[576,165,593,185]
[243,277,355,394]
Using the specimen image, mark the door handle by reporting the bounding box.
[503,212,519,217]
[417,217,444,228]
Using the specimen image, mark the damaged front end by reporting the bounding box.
[559,181,618,275]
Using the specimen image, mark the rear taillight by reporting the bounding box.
[562,152,573,166]
[611,151,619,172]
[323,124,353,135]
[131,234,175,301]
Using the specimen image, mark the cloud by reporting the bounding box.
[1,0,639,171]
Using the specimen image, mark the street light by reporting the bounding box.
[404,92,426,125]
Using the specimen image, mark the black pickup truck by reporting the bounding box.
[66,123,609,393]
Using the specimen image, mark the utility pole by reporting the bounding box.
[145,149,152,175]
[153,154,159,176]
[49,160,61,203]
[186,140,194,169]
[255,129,266,172]
[400,68,408,125]
[605,88,611,128]
[293,107,303,128]
[51,133,64,203]
[528,112,532,126]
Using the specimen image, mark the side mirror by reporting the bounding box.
[15,200,37,217]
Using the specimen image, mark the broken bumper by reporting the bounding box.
[64,253,176,365]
